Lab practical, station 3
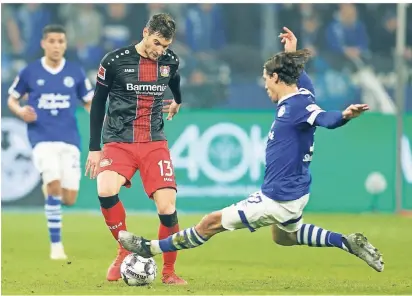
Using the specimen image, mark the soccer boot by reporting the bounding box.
[344,233,384,272]
[106,246,131,281]
[50,242,68,260]
[118,230,153,258]
[162,273,188,285]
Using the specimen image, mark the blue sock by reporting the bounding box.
[297,224,349,251]
[45,195,62,244]
[158,227,209,252]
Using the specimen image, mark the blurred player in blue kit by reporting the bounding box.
[8,25,94,260]
[118,27,384,273]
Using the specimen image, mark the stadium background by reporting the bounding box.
[2,3,412,213]
[2,4,412,295]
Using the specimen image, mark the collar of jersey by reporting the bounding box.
[277,91,300,105]
[41,57,66,75]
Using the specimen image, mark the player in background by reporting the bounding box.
[118,27,384,273]
[8,24,94,260]
[85,13,186,285]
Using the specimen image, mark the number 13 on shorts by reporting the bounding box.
[158,160,173,177]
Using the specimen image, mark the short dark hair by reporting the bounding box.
[264,49,312,85]
[146,13,176,40]
[42,24,66,39]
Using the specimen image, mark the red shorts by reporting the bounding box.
[98,141,177,197]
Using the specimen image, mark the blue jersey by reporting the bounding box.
[262,72,321,201]
[8,58,94,148]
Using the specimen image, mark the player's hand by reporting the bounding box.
[85,151,103,179]
[163,100,181,121]
[162,99,173,113]
[342,104,369,120]
[278,27,297,53]
[17,106,37,123]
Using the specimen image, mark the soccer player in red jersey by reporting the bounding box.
[85,13,186,285]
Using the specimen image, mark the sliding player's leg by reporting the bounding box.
[271,207,384,272]
[118,191,288,257]
[119,209,226,258]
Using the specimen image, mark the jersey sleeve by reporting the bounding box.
[297,71,315,97]
[165,50,181,103]
[96,53,116,89]
[8,67,30,99]
[294,94,325,127]
[76,68,94,103]
[295,97,348,129]
[168,72,182,104]
[89,53,115,151]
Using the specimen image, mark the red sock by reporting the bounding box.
[101,201,127,241]
[159,223,179,275]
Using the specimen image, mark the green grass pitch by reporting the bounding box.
[2,212,412,295]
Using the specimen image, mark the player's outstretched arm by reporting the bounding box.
[313,104,369,129]
[342,104,370,119]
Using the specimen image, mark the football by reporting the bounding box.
[120,253,157,286]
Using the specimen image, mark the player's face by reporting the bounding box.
[263,69,279,102]
[142,29,172,61]
[41,33,67,63]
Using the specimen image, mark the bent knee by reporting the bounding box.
[272,228,298,246]
[47,180,62,196]
[97,171,124,197]
[97,183,119,197]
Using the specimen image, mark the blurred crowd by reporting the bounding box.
[1,3,412,111]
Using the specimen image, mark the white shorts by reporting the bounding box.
[221,191,309,233]
[32,142,81,190]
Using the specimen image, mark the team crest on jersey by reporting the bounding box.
[159,65,170,77]
[100,158,113,167]
[278,105,286,117]
[98,64,106,80]
[36,79,45,86]
[64,76,75,88]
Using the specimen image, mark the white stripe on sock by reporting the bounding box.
[297,225,303,244]
[151,240,162,254]
[191,227,205,243]
[303,224,309,244]
[172,232,184,250]
[312,226,320,245]
[184,229,199,246]
[320,230,327,246]
[45,204,61,210]
[48,222,62,228]
[46,215,62,220]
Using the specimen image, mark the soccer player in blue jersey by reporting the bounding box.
[118,27,384,273]
[7,24,94,260]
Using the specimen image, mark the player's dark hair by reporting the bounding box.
[42,24,66,39]
[146,13,176,40]
[264,49,312,85]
